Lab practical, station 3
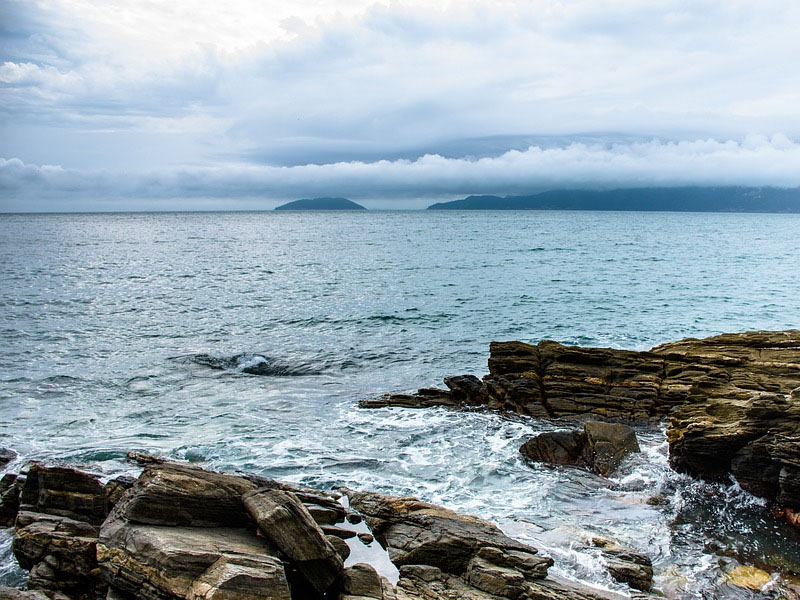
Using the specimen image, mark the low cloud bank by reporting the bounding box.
[2,136,800,211]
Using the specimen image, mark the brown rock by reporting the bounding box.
[242,488,343,595]
[520,422,639,476]
[112,462,257,528]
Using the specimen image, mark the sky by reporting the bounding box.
[2,0,800,210]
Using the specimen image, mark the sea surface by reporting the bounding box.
[1,210,799,597]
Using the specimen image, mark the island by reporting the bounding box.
[427,186,800,212]
[274,197,367,210]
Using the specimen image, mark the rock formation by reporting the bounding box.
[519,421,640,476]
[365,330,800,518]
[0,458,655,600]
[364,330,800,421]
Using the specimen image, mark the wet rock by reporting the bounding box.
[358,532,374,545]
[243,487,343,595]
[584,422,640,476]
[519,430,587,468]
[520,422,639,476]
[0,473,24,526]
[668,392,800,515]
[601,548,653,592]
[723,564,771,591]
[443,375,487,406]
[322,525,357,539]
[0,448,16,467]
[0,588,70,600]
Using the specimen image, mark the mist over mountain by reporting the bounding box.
[427,187,800,213]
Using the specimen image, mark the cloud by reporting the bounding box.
[3,0,800,208]
[2,136,800,211]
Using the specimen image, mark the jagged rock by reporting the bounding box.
[443,375,487,406]
[520,430,586,468]
[0,473,24,526]
[346,490,546,575]
[360,388,457,409]
[243,488,343,595]
[668,391,800,517]
[104,476,135,508]
[520,422,639,476]
[13,512,102,596]
[394,563,634,600]
[0,448,16,467]
[600,547,653,592]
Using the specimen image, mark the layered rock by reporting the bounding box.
[2,458,659,600]
[11,463,110,599]
[667,389,800,519]
[364,330,800,421]
[519,421,640,476]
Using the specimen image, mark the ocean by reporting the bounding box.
[1,210,799,597]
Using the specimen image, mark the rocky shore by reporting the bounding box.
[0,455,657,600]
[363,330,800,523]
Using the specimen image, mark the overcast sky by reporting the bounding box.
[2,0,800,210]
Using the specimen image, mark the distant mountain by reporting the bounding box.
[275,197,367,210]
[427,187,800,212]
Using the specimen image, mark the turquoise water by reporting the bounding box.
[1,210,799,597]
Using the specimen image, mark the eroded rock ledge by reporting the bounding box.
[364,330,800,520]
[0,457,654,600]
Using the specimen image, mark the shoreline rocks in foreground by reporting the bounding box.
[0,456,655,600]
[364,330,800,523]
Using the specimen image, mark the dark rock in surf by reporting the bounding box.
[0,448,16,467]
[519,422,639,476]
[0,473,24,527]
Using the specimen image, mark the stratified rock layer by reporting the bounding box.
[365,330,800,421]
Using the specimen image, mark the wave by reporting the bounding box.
[171,353,325,376]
